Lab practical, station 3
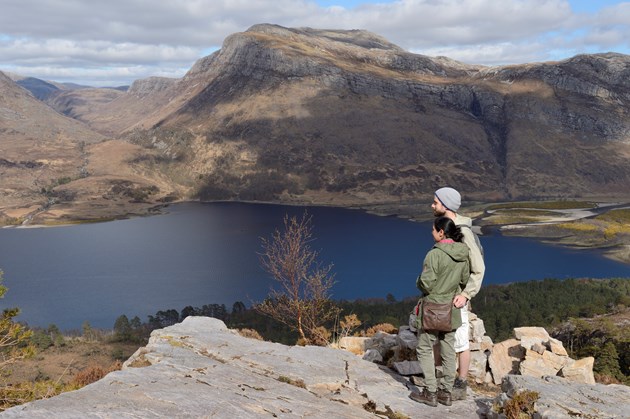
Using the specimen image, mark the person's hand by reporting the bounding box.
[453,294,468,308]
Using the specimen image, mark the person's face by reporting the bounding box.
[432,224,444,242]
[432,196,446,217]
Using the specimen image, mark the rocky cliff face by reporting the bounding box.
[90,24,630,204]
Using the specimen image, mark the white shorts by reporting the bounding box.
[454,304,470,352]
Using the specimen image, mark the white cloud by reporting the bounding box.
[0,0,628,86]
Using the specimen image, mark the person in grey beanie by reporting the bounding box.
[431,187,485,400]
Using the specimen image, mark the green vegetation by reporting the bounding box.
[473,278,630,340]
[487,201,596,210]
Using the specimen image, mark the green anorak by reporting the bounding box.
[416,241,470,330]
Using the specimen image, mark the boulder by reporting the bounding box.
[488,339,525,385]
[396,326,418,351]
[559,357,596,384]
[469,317,486,343]
[365,331,398,356]
[392,360,422,376]
[468,350,489,384]
[362,348,383,363]
[547,337,568,356]
[519,348,570,378]
[515,326,551,351]
[470,335,493,351]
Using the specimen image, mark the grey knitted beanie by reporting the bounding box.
[435,187,461,212]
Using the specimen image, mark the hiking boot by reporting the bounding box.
[437,389,452,406]
[454,377,468,389]
[409,388,437,407]
[452,378,468,401]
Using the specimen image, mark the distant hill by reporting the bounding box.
[14,77,60,100]
[0,72,175,224]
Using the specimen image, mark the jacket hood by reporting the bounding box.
[435,242,469,262]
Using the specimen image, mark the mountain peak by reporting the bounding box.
[246,23,405,52]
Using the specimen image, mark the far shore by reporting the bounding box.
[3,197,630,265]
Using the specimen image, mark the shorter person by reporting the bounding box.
[410,216,469,407]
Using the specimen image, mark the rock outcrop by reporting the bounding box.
[485,375,630,418]
[2,317,627,418]
[1,317,481,418]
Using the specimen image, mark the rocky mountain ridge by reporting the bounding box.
[3,24,630,223]
[58,24,630,203]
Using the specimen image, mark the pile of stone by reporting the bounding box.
[489,326,594,385]
[337,313,596,386]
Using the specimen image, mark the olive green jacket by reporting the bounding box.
[416,241,470,330]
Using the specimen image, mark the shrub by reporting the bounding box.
[71,361,122,388]
[365,323,397,336]
[237,328,264,340]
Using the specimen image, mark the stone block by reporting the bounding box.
[531,343,546,355]
[392,360,422,376]
[469,350,489,384]
[547,337,568,356]
[514,326,549,341]
[470,317,486,341]
[362,348,383,363]
[488,339,525,385]
[519,349,560,377]
[396,326,418,351]
[559,357,595,384]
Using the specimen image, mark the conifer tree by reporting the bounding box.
[0,270,34,374]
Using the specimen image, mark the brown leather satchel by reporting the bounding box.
[421,300,453,332]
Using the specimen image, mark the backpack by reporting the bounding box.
[458,224,484,258]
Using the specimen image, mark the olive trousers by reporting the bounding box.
[416,329,456,393]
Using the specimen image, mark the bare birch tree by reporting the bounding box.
[256,212,340,345]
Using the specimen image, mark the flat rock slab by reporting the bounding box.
[495,375,630,418]
[2,317,481,418]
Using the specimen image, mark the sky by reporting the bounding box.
[0,0,628,87]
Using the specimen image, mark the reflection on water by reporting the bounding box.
[0,202,629,330]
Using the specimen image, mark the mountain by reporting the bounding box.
[60,24,630,205]
[3,24,630,223]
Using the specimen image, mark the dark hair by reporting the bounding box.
[434,216,464,242]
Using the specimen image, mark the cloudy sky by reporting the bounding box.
[1,0,628,87]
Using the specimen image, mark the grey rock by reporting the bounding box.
[392,360,422,376]
[1,317,480,418]
[396,325,418,350]
[362,348,383,363]
[495,375,630,419]
[365,331,398,356]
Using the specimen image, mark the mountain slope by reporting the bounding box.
[77,24,629,204]
[5,24,630,217]
[0,72,176,224]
